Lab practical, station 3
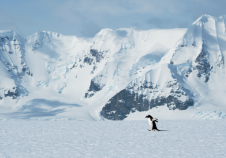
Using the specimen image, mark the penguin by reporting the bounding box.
[145,115,160,131]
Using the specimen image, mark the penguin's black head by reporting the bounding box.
[145,115,153,119]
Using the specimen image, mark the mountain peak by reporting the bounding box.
[0,30,18,37]
[95,28,113,37]
[193,14,216,25]
[0,30,25,42]
[35,31,62,38]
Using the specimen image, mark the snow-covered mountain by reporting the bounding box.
[1,14,226,120]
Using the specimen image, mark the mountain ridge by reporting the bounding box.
[0,14,226,120]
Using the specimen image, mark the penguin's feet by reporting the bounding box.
[148,129,152,131]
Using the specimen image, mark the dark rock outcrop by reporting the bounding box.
[83,49,104,65]
[90,49,103,62]
[85,80,102,98]
[101,78,194,120]
[101,89,194,120]
[83,57,93,65]
[194,43,211,82]
[4,87,18,99]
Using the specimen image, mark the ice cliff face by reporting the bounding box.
[1,15,226,120]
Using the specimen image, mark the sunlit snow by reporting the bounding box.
[0,120,225,157]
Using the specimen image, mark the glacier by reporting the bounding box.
[1,15,226,120]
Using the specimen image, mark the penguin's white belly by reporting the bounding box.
[148,119,153,129]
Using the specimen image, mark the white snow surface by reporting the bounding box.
[0,27,187,120]
[1,14,226,120]
[0,120,226,158]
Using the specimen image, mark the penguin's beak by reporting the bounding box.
[145,116,147,118]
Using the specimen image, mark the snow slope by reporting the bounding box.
[1,14,226,120]
[0,120,226,158]
[100,14,226,120]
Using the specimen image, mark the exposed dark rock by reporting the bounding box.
[69,62,77,70]
[90,49,98,57]
[101,79,193,120]
[84,57,93,65]
[101,88,194,120]
[85,80,102,98]
[184,68,192,77]
[90,49,103,62]
[4,87,18,99]
[26,71,30,75]
[22,67,31,76]
[22,68,26,72]
[194,43,211,82]
[83,49,105,65]
[91,65,97,74]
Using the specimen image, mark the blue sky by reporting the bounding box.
[0,0,226,37]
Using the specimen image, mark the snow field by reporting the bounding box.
[0,120,226,158]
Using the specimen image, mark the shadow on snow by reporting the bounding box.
[0,99,81,119]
